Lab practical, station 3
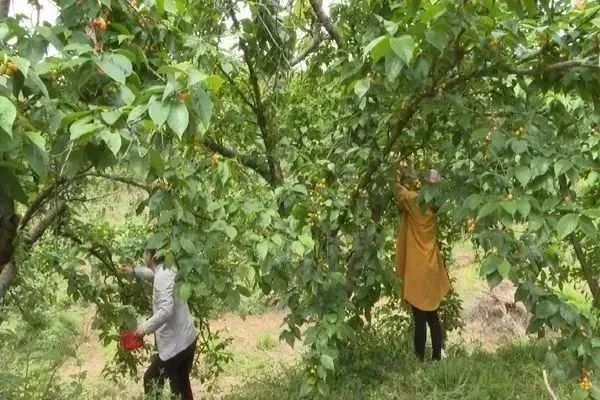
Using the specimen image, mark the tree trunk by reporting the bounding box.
[0,192,17,268]
[0,0,10,19]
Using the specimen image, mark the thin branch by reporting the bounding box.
[307,0,344,49]
[290,30,323,67]
[82,173,151,192]
[217,64,257,112]
[503,58,598,75]
[543,370,558,400]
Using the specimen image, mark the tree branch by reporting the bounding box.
[0,260,16,301]
[503,58,599,75]
[217,64,257,112]
[0,0,10,19]
[19,177,68,230]
[570,233,600,308]
[308,0,344,49]
[24,202,67,246]
[229,6,283,187]
[82,173,151,192]
[202,137,272,183]
[290,29,323,67]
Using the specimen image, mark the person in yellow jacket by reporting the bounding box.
[394,166,450,361]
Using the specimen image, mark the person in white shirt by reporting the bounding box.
[121,247,198,400]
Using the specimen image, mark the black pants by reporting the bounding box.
[411,306,442,361]
[144,340,196,400]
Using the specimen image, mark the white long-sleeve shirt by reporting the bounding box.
[134,264,197,361]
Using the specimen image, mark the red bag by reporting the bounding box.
[120,330,143,351]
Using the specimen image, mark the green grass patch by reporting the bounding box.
[228,330,574,400]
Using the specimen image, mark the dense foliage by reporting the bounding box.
[1,0,600,397]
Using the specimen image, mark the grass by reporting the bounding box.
[256,333,278,351]
[228,334,574,400]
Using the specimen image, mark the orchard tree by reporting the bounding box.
[1,0,600,398]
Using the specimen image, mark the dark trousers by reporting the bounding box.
[411,306,442,361]
[144,340,196,400]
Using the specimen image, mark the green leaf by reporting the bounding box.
[146,232,166,249]
[206,74,224,92]
[119,85,136,105]
[554,159,572,177]
[167,101,189,138]
[96,53,133,84]
[364,36,389,62]
[557,214,579,239]
[511,139,528,154]
[523,0,537,15]
[536,300,558,319]
[24,131,45,150]
[476,202,498,220]
[23,140,48,177]
[580,216,597,240]
[101,109,122,125]
[481,254,501,276]
[516,199,531,218]
[98,129,122,156]
[299,381,314,397]
[292,184,308,195]
[531,157,550,178]
[497,260,511,278]
[514,165,531,187]
[0,166,27,203]
[501,200,517,216]
[298,234,315,250]
[0,96,16,137]
[12,57,31,77]
[70,120,103,140]
[425,30,446,52]
[390,35,415,65]
[179,236,195,255]
[291,241,305,256]
[149,98,171,126]
[354,79,370,99]
[191,86,212,128]
[178,283,192,301]
[256,241,269,261]
[320,355,334,370]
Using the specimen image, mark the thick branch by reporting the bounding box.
[24,202,67,246]
[202,138,272,183]
[0,0,9,19]
[19,177,68,230]
[0,260,16,301]
[308,0,344,49]
[229,7,283,187]
[570,234,600,308]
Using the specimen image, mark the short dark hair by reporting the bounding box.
[146,248,165,264]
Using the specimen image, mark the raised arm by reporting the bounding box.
[133,266,154,282]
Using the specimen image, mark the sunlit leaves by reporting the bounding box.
[0,96,16,137]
